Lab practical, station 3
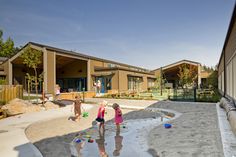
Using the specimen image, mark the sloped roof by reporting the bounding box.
[152,59,200,72]
[218,3,236,68]
[29,42,152,73]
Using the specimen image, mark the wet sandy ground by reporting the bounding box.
[148,101,223,157]
[26,103,159,157]
[70,112,164,157]
[26,101,223,157]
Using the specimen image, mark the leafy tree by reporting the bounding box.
[21,46,42,103]
[155,73,167,90]
[207,70,218,90]
[202,64,215,72]
[0,30,18,57]
[177,64,198,88]
[25,73,34,100]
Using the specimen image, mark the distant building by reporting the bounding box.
[152,60,209,89]
[218,4,236,102]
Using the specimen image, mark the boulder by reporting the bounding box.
[1,98,42,116]
[43,101,60,110]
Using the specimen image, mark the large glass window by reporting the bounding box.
[218,74,221,91]
[147,78,155,88]
[222,71,224,92]
[229,61,233,97]
[128,76,142,91]
[95,76,112,93]
[227,65,230,95]
[234,56,236,98]
[57,78,87,92]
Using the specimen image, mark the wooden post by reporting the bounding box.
[42,82,45,105]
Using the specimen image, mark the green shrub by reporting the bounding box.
[0,100,6,106]
[197,90,221,103]
[0,79,6,85]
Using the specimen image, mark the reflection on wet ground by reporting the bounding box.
[70,113,170,157]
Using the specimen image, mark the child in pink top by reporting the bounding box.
[112,103,123,132]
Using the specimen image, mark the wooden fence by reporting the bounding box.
[0,85,23,103]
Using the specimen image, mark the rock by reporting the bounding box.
[1,98,42,116]
[43,101,60,110]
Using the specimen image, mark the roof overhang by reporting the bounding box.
[0,71,6,76]
[152,60,200,72]
[127,74,144,78]
[91,72,115,77]
[162,60,200,71]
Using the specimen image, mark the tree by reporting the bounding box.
[155,74,167,89]
[207,70,218,90]
[177,64,198,88]
[0,30,18,57]
[20,46,42,103]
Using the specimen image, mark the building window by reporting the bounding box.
[229,61,233,97]
[147,78,155,88]
[128,76,142,91]
[95,76,112,93]
[227,65,230,95]
[222,71,224,93]
[218,74,221,91]
[57,78,87,92]
[234,56,236,98]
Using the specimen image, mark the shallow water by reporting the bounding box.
[70,115,169,157]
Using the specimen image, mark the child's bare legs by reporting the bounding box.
[74,110,80,121]
[116,123,120,132]
[99,122,105,132]
[75,114,79,121]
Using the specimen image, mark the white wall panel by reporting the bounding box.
[233,56,236,99]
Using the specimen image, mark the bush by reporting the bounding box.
[197,90,221,103]
[0,100,6,106]
[0,79,6,85]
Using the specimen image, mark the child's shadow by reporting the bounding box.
[113,130,123,156]
[68,116,77,121]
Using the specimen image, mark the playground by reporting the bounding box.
[24,99,223,157]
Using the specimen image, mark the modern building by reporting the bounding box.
[0,42,210,96]
[1,42,156,94]
[218,4,236,102]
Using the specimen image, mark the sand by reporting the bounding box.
[25,100,223,157]
[148,101,223,157]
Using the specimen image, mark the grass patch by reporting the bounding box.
[23,95,40,100]
[197,92,221,103]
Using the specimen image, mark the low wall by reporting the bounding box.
[220,97,236,135]
[60,91,96,100]
[0,85,23,103]
[107,89,119,94]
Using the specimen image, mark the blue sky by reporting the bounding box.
[0,0,235,69]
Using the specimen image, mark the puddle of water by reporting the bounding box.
[70,116,169,157]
